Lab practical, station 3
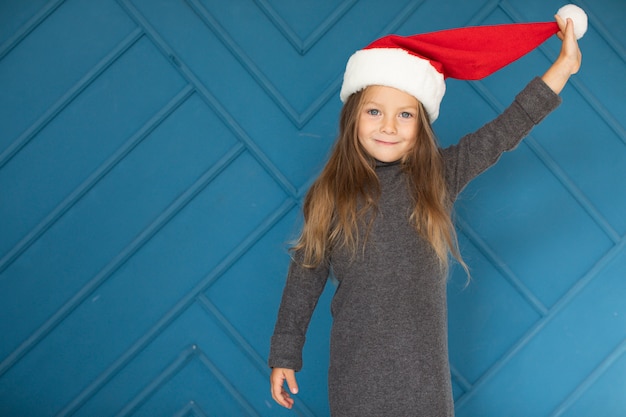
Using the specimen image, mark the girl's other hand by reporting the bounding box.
[541,15,582,94]
[555,15,582,75]
[270,367,299,409]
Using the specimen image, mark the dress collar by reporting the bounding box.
[375,159,402,168]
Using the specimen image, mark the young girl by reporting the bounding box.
[269,8,584,417]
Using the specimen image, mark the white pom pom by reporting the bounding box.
[557,4,588,39]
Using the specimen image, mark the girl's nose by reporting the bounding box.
[380,116,397,134]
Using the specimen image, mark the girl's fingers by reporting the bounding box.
[270,368,297,409]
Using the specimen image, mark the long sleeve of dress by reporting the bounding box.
[268,250,330,371]
[443,77,561,198]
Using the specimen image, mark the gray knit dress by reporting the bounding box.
[269,78,560,416]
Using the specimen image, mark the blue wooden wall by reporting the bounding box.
[0,0,625,416]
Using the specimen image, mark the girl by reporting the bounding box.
[269,8,583,417]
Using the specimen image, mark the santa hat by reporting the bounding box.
[340,4,588,121]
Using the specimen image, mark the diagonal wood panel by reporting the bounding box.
[0,0,624,416]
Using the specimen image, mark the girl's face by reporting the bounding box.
[357,86,419,163]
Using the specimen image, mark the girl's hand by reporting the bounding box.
[541,15,582,94]
[555,15,582,75]
[270,367,299,409]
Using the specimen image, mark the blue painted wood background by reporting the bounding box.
[1,0,625,416]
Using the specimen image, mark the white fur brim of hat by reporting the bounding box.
[339,48,446,122]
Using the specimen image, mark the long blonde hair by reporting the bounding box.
[293,87,466,273]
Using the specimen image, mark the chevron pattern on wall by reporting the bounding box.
[0,0,625,416]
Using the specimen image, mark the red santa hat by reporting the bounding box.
[340,4,588,122]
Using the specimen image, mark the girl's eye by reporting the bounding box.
[367,109,380,116]
[400,111,413,119]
